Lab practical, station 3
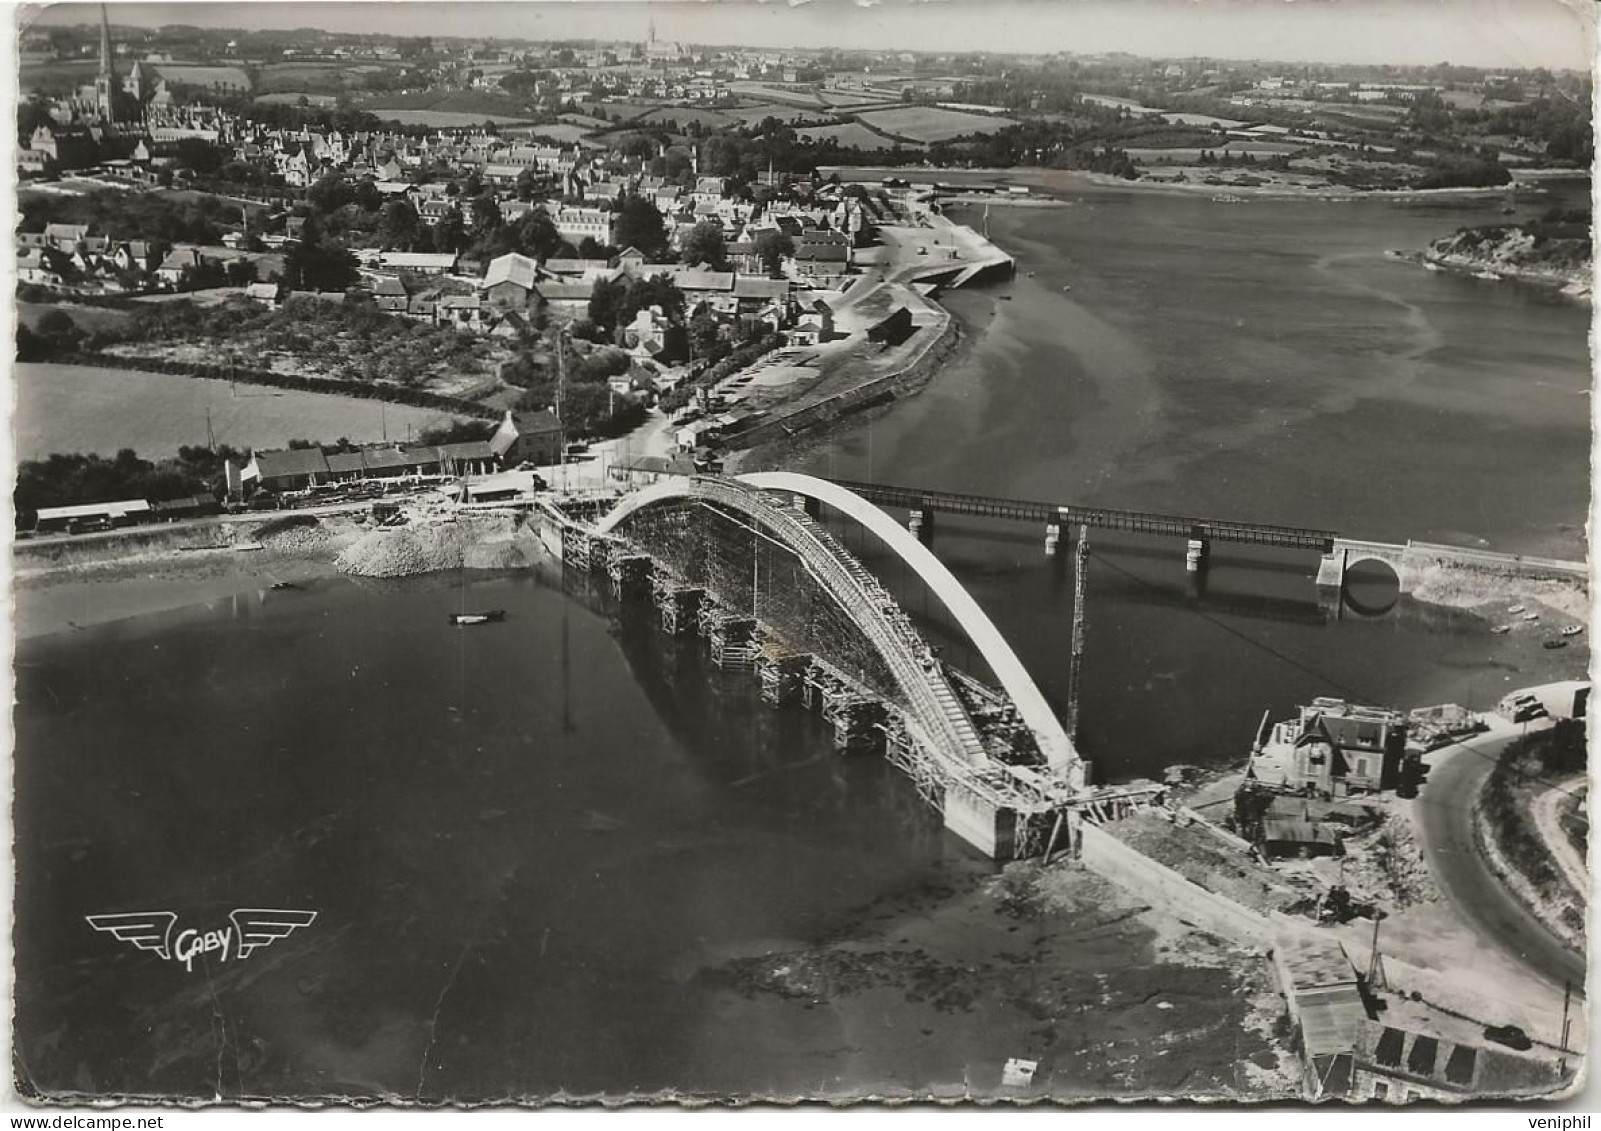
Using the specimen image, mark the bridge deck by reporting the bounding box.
[826,478,1337,553]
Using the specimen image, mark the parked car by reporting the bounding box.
[1484,1024,1533,1051]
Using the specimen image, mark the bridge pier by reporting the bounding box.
[655,583,706,636]
[908,507,934,545]
[606,553,653,590]
[1185,536,1209,573]
[1315,548,1347,591]
[792,493,821,519]
[943,786,1017,859]
[1045,522,1061,556]
[757,652,810,707]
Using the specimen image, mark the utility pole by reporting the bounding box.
[555,326,568,492]
[1067,524,1089,745]
[1366,910,1386,989]
[1559,980,1573,1075]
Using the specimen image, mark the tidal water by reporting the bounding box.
[14,184,1591,1100]
[800,183,1591,779]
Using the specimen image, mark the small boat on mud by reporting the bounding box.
[1490,625,1512,635]
[1544,639,1568,650]
[1521,612,1541,622]
[1562,624,1584,637]
[1507,605,1526,614]
[269,581,300,591]
[450,610,507,626]
[1474,270,1500,281]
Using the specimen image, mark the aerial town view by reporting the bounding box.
[8,0,1594,1110]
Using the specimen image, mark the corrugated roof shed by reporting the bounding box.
[326,451,367,475]
[733,277,789,300]
[255,449,331,479]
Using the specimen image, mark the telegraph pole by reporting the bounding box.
[1067,524,1089,745]
[555,327,568,492]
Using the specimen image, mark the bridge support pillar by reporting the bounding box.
[1045,522,1061,556]
[1185,537,1209,573]
[943,786,1016,860]
[1315,548,1347,590]
[793,493,820,519]
[907,507,934,544]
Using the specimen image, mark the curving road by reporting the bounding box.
[1414,722,1588,995]
[1532,773,1590,904]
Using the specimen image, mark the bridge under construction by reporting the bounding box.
[532,471,1162,858]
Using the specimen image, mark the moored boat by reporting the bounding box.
[1490,625,1512,635]
[1507,605,1526,614]
[1520,612,1540,621]
[1562,624,1584,637]
[450,610,507,626]
[1544,639,1568,650]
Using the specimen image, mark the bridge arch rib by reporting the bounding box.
[593,472,1080,785]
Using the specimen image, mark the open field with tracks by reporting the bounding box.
[857,105,1018,142]
[797,121,914,151]
[14,363,460,459]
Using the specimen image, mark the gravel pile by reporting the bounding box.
[335,515,523,578]
[249,515,338,556]
[463,533,547,571]
[1341,812,1438,908]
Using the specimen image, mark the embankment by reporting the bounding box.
[334,513,548,578]
[724,313,959,458]
[1079,824,1273,952]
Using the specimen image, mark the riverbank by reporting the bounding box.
[1388,248,1591,302]
[821,163,1581,202]
[12,508,549,638]
[696,856,1300,1100]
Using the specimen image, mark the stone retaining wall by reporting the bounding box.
[1080,823,1273,951]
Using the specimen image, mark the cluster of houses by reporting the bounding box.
[240,408,562,494]
[15,221,270,293]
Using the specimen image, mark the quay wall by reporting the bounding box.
[14,519,238,571]
[1080,823,1273,951]
[722,303,957,451]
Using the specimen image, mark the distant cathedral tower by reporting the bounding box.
[94,2,116,121]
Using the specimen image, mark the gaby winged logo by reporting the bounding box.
[86,909,318,973]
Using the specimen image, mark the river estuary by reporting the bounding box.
[13,182,1591,1100]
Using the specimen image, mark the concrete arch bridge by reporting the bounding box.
[556,472,1151,857]
[1316,538,1587,596]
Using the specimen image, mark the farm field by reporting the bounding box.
[1162,112,1249,128]
[516,123,595,144]
[796,121,913,151]
[725,82,827,108]
[636,106,740,130]
[154,64,251,90]
[726,102,838,126]
[856,105,1018,142]
[256,62,369,95]
[17,302,135,335]
[365,109,535,127]
[19,60,100,96]
[575,101,661,122]
[13,363,461,460]
[254,91,338,107]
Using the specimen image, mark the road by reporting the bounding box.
[1531,773,1589,902]
[1413,719,1587,995]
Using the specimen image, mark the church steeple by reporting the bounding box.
[95,2,116,121]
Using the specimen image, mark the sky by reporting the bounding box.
[22,0,1599,70]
